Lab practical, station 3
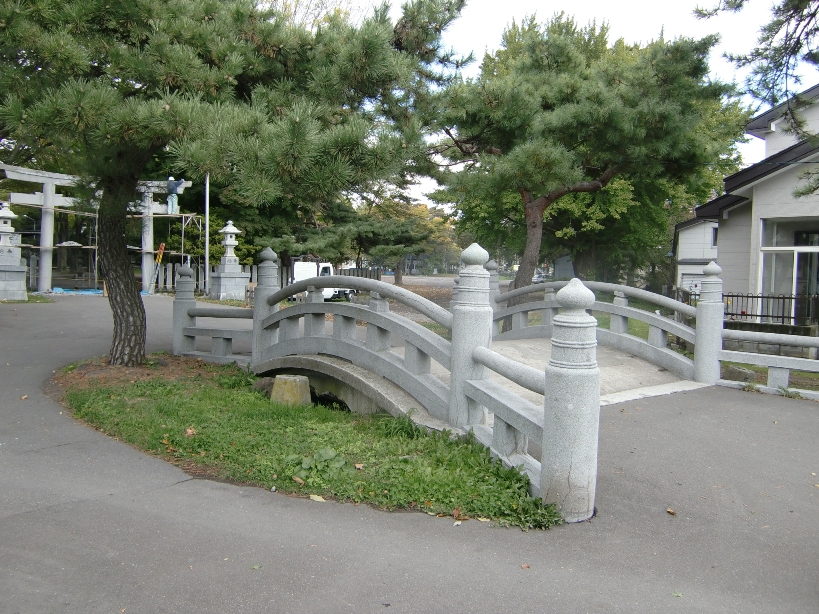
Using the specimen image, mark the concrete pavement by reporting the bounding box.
[1,295,818,613]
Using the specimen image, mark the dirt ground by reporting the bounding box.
[386,284,452,322]
[50,355,230,398]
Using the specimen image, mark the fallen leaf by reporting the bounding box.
[251,565,260,570]
[20,395,27,400]
[666,508,676,516]
[521,564,530,569]
[309,495,325,502]
[452,507,461,519]
[185,426,196,437]
[292,476,305,485]
[354,463,364,470]
[672,592,683,598]
[272,473,277,479]
[477,517,490,522]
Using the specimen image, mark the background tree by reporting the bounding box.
[696,0,819,108]
[431,15,744,292]
[0,0,465,365]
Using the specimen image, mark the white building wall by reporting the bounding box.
[716,202,753,295]
[677,222,718,261]
[762,105,819,157]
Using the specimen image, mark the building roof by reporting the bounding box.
[674,217,716,232]
[724,139,819,192]
[745,83,819,135]
[694,193,748,219]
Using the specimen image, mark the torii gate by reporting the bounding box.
[0,164,78,293]
[0,164,192,292]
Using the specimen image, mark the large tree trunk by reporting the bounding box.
[572,247,597,280]
[97,176,146,366]
[502,193,546,332]
[394,255,406,285]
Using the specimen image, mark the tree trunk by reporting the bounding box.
[501,193,546,332]
[97,177,146,366]
[394,254,405,285]
[572,247,597,280]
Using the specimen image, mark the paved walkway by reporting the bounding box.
[2,295,818,613]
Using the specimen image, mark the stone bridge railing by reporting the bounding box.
[488,265,710,382]
[173,244,611,522]
[170,245,819,520]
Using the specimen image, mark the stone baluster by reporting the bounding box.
[610,291,628,334]
[541,288,557,330]
[303,286,325,336]
[693,261,723,384]
[449,243,492,427]
[252,248,279,364]
[541,278,600,523]
[492,416,527,460]
[648,324,668,349]
[172,265,196,355]
[485,259,500,310]
[366,292,391,351]
[404,343,431,375]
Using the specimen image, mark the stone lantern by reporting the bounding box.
[0,202,27,300]
[208,220,250,300]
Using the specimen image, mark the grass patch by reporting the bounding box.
[419,321,452,340]
[722,361,819,392]
[1,293,54,303]
[60,358,560,530]
[196,296,248,308]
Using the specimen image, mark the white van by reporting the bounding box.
[291,261,353,301]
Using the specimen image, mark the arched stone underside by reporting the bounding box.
[254,354,456,433]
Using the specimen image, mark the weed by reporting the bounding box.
[743,382,761,393]
[779,386,802,399]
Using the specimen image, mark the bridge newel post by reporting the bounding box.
[252,248,279,365]
[173,264,196,356]
[485,259,500,337]
[449,243,492,427]
[541,278,600,523]
[693,261,724,384]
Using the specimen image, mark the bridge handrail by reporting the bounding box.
[264,301,452,370]
[722,328,819,347]
[472,346,545,395]
[265,276,453,329]
[497,280,697,318]
[187,306,253,319]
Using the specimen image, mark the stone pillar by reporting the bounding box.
[449,243,492,427]
[140,192,154,292]
[610,291,628,334]
[0,202,27,300]
[693,261,724,384]
[38,183,55,292]
[209,220,251,300]
[173,265,196,356]
[485,259,500,310]
[252,247,279,365]
[541,278,600,523]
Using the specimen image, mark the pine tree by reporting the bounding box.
[0,0,463,365]
[431,15,743,291]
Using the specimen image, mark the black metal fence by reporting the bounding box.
[676,289,819,325]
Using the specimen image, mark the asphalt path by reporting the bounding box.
[1,295,817,613]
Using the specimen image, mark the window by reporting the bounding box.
[711,227,718,247]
